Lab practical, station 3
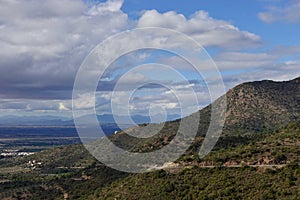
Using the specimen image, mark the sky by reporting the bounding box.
[0,0,299,119]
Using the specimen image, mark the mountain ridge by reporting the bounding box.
[0,77,299,199]
[221,76,300,135]
[108,76,300,153]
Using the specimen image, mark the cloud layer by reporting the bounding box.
[0,0,128,100]
[0,0,299,117]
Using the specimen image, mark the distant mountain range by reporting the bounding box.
[73,113,181,125]
[0,115,72,126]
[0,113,180,126]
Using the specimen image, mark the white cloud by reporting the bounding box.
[59,103,70,111]
[138,10,261,49]
[215,52,276,70]
[88,0,124,14]
[258,1,300,23]
[223,60,300,90]
[0,0,129,99]
[0,0,299,118]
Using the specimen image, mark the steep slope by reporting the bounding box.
[222,76,300,135]
[110,76,300,153]
[93,120,299,200]
[93,163,300,200]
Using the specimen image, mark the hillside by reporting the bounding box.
[93,163,299,200]
[222,77,300,135]
[93,121,299,200]
[0,77,299,199]
[109,76,300,154]
[0,120,299,199]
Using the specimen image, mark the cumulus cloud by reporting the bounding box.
[0,99,72,114]
[96,84,205,117]
[258,1,300,23]
[0,0,298,117]
[0,0,128,100]
[138,10,261,49]
[88,0,124,14]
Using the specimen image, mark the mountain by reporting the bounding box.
[0,77,299,199]
[193,76,300,138]
[75,114,181,125]
[0,120,299,199]
[94,119,300,200]
[0,115,73,126]
[222,76,300,135]
[0,113,180,128]
[108,76,300,153]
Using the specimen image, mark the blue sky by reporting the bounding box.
[121,0,299,44]
[85,0,300,45]
[0,0,299,119]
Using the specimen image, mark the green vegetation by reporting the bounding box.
[180,120,300,166]
[0,77,299,199]
[94,164,300,200]
[0,120,298,199]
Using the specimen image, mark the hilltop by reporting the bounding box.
[222,76,300,135]
[109,76,300,153]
